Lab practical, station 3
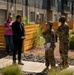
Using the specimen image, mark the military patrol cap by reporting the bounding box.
[59,16,66,23]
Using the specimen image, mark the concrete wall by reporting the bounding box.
[47,10,59,22]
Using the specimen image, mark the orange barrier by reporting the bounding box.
[0,26,5,49]
[40,22,61,31]
[67,21,74,29]
[23,24,39,52]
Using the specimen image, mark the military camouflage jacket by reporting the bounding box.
[42,29,55,48]
[56,24,69,43]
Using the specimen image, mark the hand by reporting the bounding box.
[21,36,25,39]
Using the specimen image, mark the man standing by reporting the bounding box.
[12,15,25,65]
[56,16,69,68]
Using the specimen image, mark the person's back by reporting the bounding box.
[57,23,69,42]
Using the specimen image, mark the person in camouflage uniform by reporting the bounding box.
[42,21,56,69]
[56,16,69,68]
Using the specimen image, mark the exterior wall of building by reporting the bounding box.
[0,0,74,25]
[0,0,26,24]
[27,6,47,23]
[0,0,47,24]
[47,10,59,22]
[0,1,7,25]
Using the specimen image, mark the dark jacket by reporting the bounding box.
[12,21,25,40]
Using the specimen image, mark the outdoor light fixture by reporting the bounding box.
[36,11,39,15]
[11,6,14,11]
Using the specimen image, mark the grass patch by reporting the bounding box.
[40,37,45,46]
[2,65,22,75]
[48,69,73,75]
[70,30,74,34]
[33,27,41,47]
[69,55,74,60]
[69,36,74,49]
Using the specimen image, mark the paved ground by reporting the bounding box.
[0,42,74,74]
[0,58,46,73]
[0,58,74,74]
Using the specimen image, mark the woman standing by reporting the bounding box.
[42,21,56,70]
[4,16,14,54]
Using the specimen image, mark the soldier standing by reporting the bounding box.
[42,21,56,69]
[56,16,69,68]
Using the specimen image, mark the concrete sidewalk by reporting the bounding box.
[0,58,74,73]
[0,58,46,73]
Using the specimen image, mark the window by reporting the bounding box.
[54,15,57,22]
[23,0,26,5]
[16,0,22,4]
[17,10,22,16]
[64,0,67,5]
[53,0,55,6]
[28,0,34,7]
[0,10,7,25]
[68,2,71,12]
[30,12,35,22]
[1,0,7,1]
[40,14,44,22]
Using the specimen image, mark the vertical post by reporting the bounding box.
[71,0,74,28]
[15,0,16,17]
[7,0,9,18]
[34,0,36,23]
[21,0,23,17]
[25,0,28,22]
[72,0,73,21]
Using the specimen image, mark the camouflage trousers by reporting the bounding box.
[45,48,55,67]
[59,42,69,66]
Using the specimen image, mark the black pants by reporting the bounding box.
[13,39,23,62]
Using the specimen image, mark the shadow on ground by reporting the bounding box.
[0,50,12,59]
[24,72,47,75]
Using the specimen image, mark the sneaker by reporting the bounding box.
[18,62,24,65]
